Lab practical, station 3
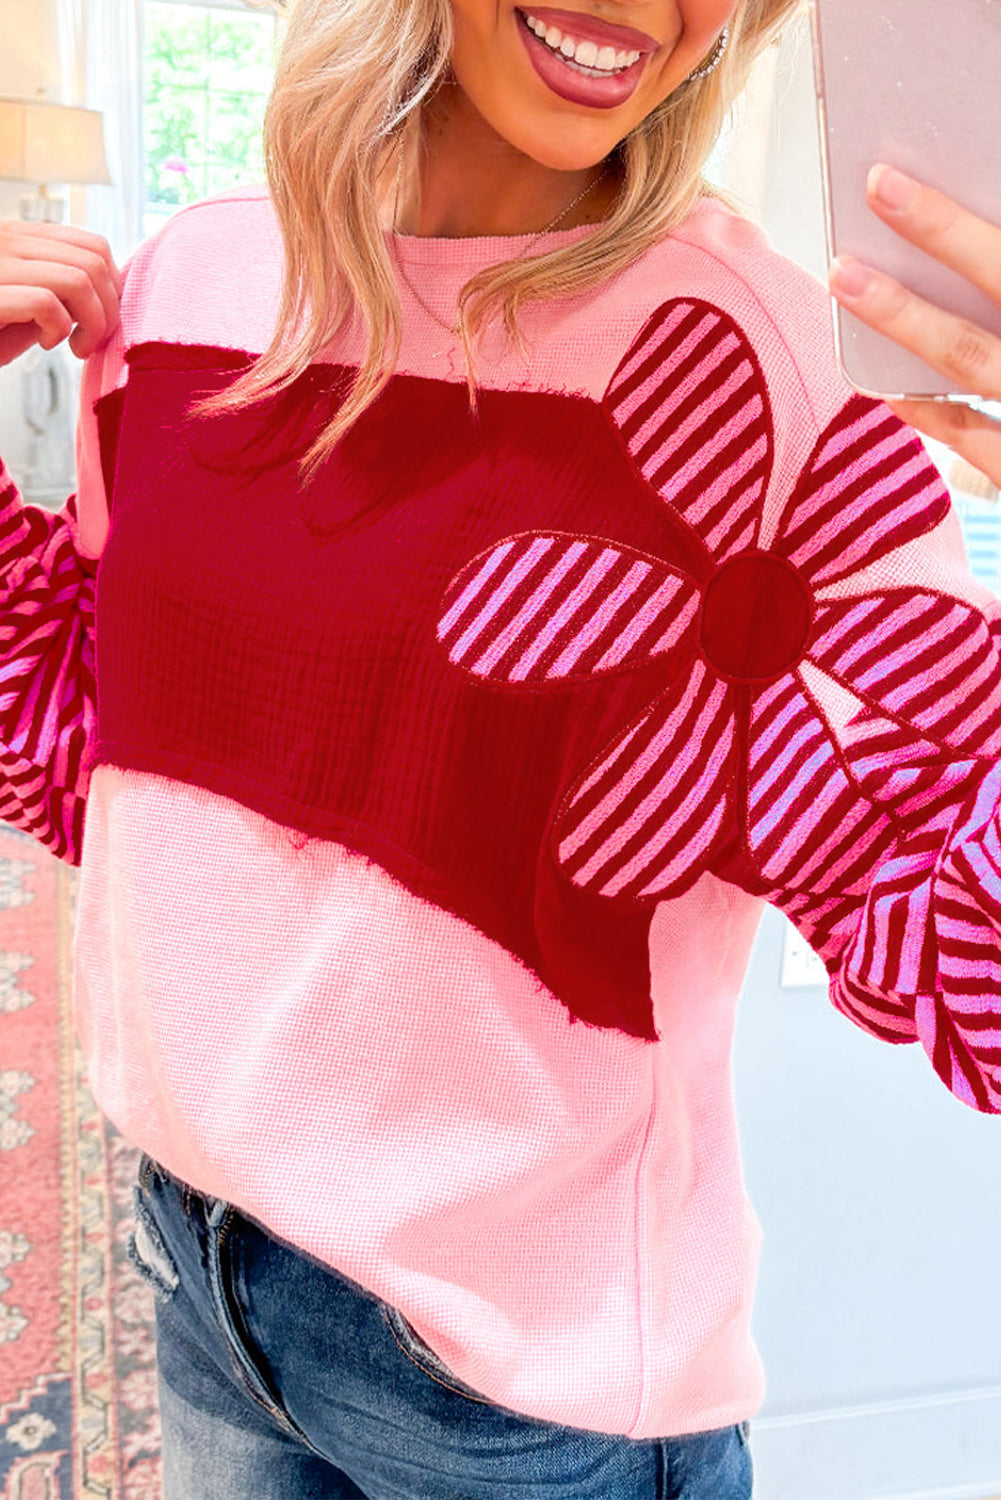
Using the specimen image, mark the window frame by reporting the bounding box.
[142,0,279,237]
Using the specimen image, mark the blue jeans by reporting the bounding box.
[130,1158,754,1499]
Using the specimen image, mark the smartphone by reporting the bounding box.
[810,0,1001,401]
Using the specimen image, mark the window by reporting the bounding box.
[143,0,279,238]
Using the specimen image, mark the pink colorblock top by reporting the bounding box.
[2,187,1000,1440]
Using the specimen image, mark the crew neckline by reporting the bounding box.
[386,195,719,267]
[387,219,602,267]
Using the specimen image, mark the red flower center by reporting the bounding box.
[699,551,813,683]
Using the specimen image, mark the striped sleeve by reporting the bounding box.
[0,461,97,863]
[757,443,1001,1117]
[836,748,1001,1117]
[0,328,124,864]
[770,730,1001,1117]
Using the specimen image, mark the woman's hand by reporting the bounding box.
[828,165,1001,489]
[0,220,121,368]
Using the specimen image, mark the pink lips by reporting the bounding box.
[515,8,656,110]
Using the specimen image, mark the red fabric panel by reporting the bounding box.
[93,345,707,1038]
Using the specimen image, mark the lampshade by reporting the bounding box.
[0,98,112,187]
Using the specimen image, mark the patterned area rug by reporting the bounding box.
[0,827,162,1500]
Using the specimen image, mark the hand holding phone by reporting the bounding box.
[811,0,1001,402]
[829,168,1001,490]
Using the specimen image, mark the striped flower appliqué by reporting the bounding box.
[436,298,1001,911]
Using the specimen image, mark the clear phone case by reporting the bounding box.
[810,0,1001,400]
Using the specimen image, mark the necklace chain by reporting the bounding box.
[391,143,610,340]
[388,27,730,345]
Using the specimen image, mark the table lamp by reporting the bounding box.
[0,94,112,223]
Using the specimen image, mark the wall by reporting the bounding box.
[0,0,59,102]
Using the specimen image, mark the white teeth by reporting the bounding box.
[522,12,642,73]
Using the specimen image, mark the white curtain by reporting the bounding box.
[57,0,145,262]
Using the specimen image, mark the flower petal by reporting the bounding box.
[836,700,983,834]
[748,671,896,893]
[810,590,1001,756]
[603,299,771,563]
[557,657,735,900]
[438,532,698,684]
[775,395,949,587]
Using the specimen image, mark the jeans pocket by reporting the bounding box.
[737,1421,751,1446]
[128,1185,180,1303]
[380,1304,492,1407]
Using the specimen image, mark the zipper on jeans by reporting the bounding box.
[212,1211,308,1437]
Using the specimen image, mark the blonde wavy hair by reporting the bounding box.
[211,0,802,469]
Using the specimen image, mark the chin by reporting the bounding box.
[518,145,616,172]
[488,116,625,173]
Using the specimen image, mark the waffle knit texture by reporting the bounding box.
[1,187,999,1439]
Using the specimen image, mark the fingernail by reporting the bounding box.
[829,256,876,300]
[869,163,919,213]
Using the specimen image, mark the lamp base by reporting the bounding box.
[19,190,66,224]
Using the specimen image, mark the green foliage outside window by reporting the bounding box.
[144,1,276,234]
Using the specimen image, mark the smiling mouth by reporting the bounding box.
[517,10,645,77]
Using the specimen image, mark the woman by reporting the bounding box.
[0,3,999,1497]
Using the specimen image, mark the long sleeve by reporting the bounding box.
[0,329,124,864]
[0,464,96,861]
[771,661,1001,1115]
